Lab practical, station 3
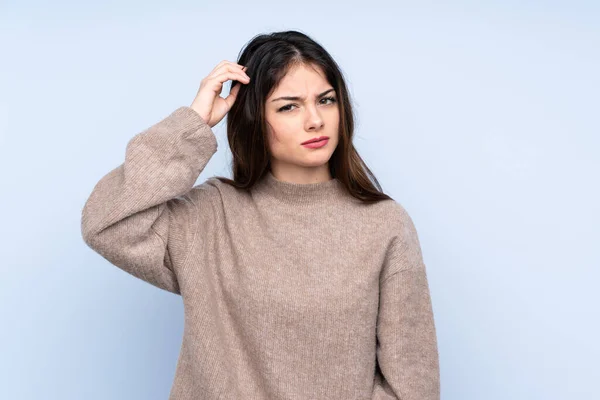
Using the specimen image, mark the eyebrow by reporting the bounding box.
[270,88,336,102]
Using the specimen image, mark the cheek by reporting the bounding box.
[267,127,284,149]
[273,118,298,136]
[268,121,297,149]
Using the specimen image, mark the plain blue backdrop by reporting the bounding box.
[1,1,598,399]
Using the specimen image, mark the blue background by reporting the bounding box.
[1,1,598,399]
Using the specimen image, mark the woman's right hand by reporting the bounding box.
[190,60,251,128]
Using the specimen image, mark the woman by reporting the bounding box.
[81,30,440,400]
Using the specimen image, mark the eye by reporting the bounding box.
[321,96,337,105]
[277,96,337,113]
[278,104,297,112]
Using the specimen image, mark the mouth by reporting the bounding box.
[301,137,329,149]
[301,136,330,145]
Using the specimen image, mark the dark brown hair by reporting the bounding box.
[214,30,393,204]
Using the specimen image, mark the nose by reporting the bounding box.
[305,104,324,131]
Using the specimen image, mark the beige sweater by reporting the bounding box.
[81,106,440,400]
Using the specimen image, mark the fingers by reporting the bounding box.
[223,82,241,108]
[205,60,250,91]
[208,60,248,79]
[211,71,250,87]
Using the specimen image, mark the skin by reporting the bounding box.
[264,63,340,184]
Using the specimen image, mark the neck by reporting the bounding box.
[253,170,345,207]
[269,166,333,185]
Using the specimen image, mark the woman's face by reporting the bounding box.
[264,63,340,173]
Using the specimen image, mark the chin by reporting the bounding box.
[298,156,333,168]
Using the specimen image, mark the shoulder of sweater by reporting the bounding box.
[373,198,419,237]
[187,176,247,204]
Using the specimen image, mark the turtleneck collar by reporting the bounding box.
[254,170,346,206]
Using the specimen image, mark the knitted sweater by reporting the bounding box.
[81,106,440,400]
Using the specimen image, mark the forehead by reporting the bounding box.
[270,64,329,95]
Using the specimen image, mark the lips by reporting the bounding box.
[301,136,329,145]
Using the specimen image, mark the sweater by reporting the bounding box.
[80,106,440,400]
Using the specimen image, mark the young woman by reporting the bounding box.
[81,30,440,400]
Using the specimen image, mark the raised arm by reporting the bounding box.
[372,203,440,399]
[81,60,251,295]
[80,106,218,294]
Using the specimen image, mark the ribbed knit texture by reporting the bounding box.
[81,106,440,400]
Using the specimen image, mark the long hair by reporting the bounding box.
[214,30,393,204]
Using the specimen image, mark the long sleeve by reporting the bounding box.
[372,204,440,399]
[80,106,218,295]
